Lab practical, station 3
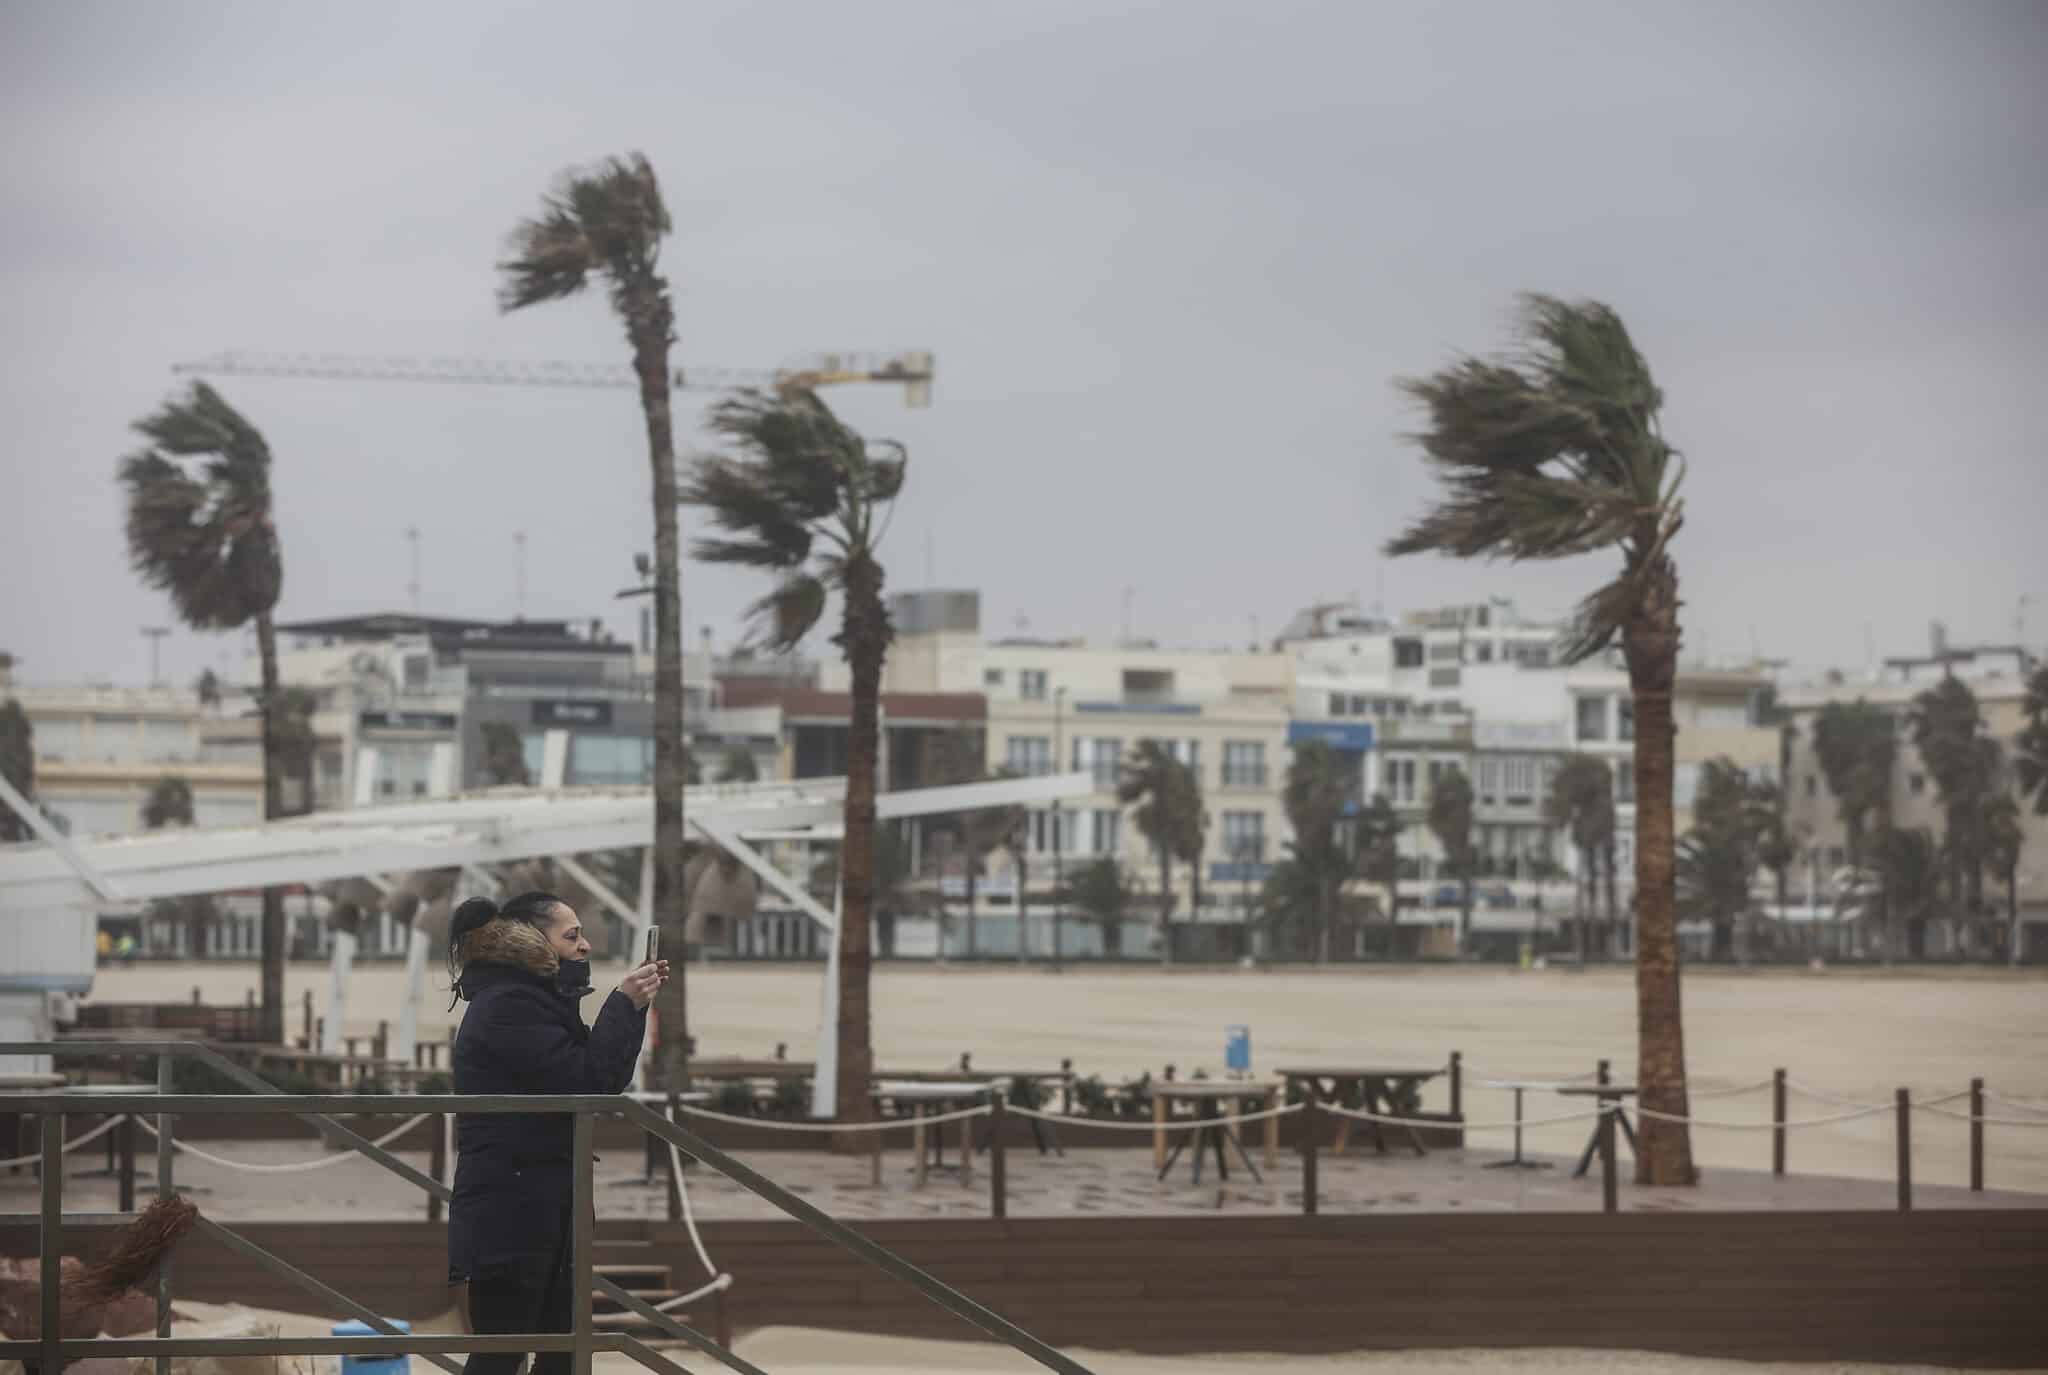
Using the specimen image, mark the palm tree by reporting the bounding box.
[1118,741,1199,965]
[1356,793,1403,940]
[2013,665,2048,815]
[1748,780,1798,962]
[498,151,693,1090]
[194,669,222,714]
[1812,700,1898,884]
[1981,793,2024,966]
[478,721,531,786]
[1546,754,1616,962]
[1424,767,1476,955]
[0,699,35,843]
[1911,675,1999,922]
[1677,759,1757,961]
[120,382,288,1041]
[1063,857,1135,957]
[681,387,908,1131]
[1281,740,1350,963]
[1875,826,1941,959]
[1385,294,1696,1184]
[716,745,759,784]
[142,776,196,830]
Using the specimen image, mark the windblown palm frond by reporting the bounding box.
[497,153,670,314]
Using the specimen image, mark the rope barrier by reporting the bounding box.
[1981,1090,2048,1115]
[1633,1103,1892,1130]
[1913,1103,2048,1128]
[135,1113,430,1173]
[1685,1078,1777,1100]
[1321,1102,1609,1131]
[1460,1068,1602,1088]
[1009,1102,1304,1132]
[0,1112,130,1168]
[674,1102,992,1133]
[660,1139,733,1309]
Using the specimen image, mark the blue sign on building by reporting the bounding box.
[1287,720,1376,751]
[1073,700,1202,717]
[1210,861,1273,884]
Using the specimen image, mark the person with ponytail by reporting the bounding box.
[444,890,667,1374]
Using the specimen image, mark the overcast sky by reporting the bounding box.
[3,0,2043,691]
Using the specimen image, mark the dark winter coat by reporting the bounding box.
[446,919,646,1283]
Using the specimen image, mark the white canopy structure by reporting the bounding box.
[0,769,1094,1109]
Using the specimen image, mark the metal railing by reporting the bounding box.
[0,1041,1094,1375]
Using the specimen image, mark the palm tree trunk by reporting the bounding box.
[255,610,286,1043]
[1623,557,1696,1187]
[631,316,691,1096]
[834,553,886,1143]
[1603,841,1619,961]
[1158,850,1174,966]
[2010,865,2022,968]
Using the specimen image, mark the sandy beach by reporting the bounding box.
[82,961,2048,1194]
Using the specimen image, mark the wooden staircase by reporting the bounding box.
[591,1257,732,1350]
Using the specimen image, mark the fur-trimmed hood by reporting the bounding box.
[456,918,558,980]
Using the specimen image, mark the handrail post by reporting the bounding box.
[302,990,314,1049]
[1599,1100,1617,1214]
[428,1112,447,1222]
[156,1053,174,1375]
[1596,1057,1610,1087]
[1302,1087,1320,1217]
[119,1109,137,1213]
[665,1091,683,1222]
[41,1112,63,1375]
[1969,1078,1984,1192]
[1895,1087,1912,1212]
[572,1109,594,1375]
[989,1091,1007,1219]
[1771,1068,1786,1177]
[1449,1049,1462,1119]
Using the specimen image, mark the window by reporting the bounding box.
[1091,809,1122,854]
[1475,641,1494,663]
[568,733,653,787]
[1695,703,1748,730]
[1221,811,1266,862]
[1222,741,1266,787]
[1329,693,1348,717]
[983,668,1005,687]
[1349,695,1369,715]
[1477,757,1501,806]
[1576,696,1608,742]
[141,719,194,762]
[1427,759,1446,790]
[1075,736,1123,786]
[521,731,546,781]
[1428,640,1462,662]
[1169,738,1201,778]
[1019,669,1048,701]
[1612,759,1634,805]
[1393,639,1424,668]
[1029,809,1076,855]
[1618,700,1636,742]
[1005,735,1052,777]
[1503,756,1538,806]
[34,719,83,761]
[1674,763,1701,808]
[1122,669,1175,704]
[1383,757,1418,805]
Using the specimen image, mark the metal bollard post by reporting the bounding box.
[1772,1069,1787,1177]
[428,1113,447,1222]
[1895,1088,1912,1212]
[1597,1057,1611,1087]
[375,1020,390,1062]
[1969,1078,1984,1193]
[1302,1089,1320,1217]
[1449,1050,1462,1120]
[989,1093,1007,1219]
[302,990,314,1048]
[1599,1102,1618,1214]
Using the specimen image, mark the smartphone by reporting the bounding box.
[644,927,661,964]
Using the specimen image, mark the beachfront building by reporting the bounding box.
[1779,634,2046,961]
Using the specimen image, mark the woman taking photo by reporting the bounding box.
[445,890,667,1375]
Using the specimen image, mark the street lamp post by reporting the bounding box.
[1052,687,1067,971]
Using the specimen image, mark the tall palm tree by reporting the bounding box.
[1981,793,2024,966]
[498,152,693,1089]
[120,382,288,1041]
[1677,759,1758,961]
[1812,699,1899,961]
[1356,793,1403,937]
[1546,754,1616,962]
[1911,675,1998,920]
[1424,767,1476,955]
[1385,294,1696,1184]
[478,721,532,786]
[1747,779,1798,961]
[1063,857,1135,957]
[142,776,196,830]
[2013,665,2048,816]
[681,387,908,1132]
[0,699,36,843]
[1117,741,1197,965]
[1281,740,1349,963]
[1875,826,1940,959]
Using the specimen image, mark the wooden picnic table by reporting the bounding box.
[1556,1082,1640,1177]
[1276,1065,1444,1158]
[1146,1081,1281,1184]
[1476,1079,1568,1170]
[872,1080,992,1188]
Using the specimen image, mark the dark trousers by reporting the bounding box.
[464,1213,573,1375]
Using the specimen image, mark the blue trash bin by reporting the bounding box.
[333,1319,410,1375]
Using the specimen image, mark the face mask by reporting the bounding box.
[556,958,592,997]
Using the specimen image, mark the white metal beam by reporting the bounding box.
[689,815,838,933]
[553,854,641,937]
[0,772,127,904]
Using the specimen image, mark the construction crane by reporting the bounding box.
[173,348,935,407]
